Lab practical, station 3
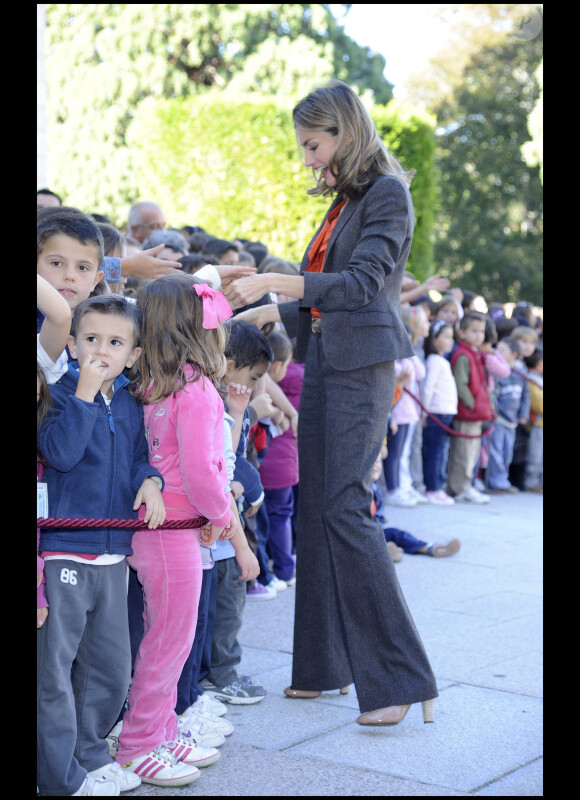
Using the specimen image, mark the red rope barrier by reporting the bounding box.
[37,517,208,529]
[402,388,495,439]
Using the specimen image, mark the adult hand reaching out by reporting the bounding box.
[223,274,272,309]
[214,264,258,288]
[121,244,184,280]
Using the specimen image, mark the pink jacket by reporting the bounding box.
[391,356,426,425]
[260,362,304,490]
[143,365,231,528]
[483,348,511,394]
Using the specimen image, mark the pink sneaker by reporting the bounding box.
[425,490,455,505]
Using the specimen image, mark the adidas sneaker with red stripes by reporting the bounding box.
[119,743,200,787]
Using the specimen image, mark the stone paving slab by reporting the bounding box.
[121,491,543,796]
[284,684,543,794]
[124,742,473,796]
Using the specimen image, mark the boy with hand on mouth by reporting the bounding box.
[37,294,166,796]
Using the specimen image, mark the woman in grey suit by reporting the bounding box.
[226,80,437,726]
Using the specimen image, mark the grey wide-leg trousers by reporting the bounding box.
[291,332,437,713]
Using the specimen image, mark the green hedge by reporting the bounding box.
[127,95,437,273]
[372,103,438,280]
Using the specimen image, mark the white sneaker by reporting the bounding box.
[177,714,226,748]
[106,721,123,758]
[181,704,234,736]
[87,761,141,792]
[386,489,417,507]
[454,486,490,504]
[119,743,200,787]
[267,576,288,592]
[72,774,120,795]
[285,576,296,587]
[166,734,221,768]
[425,490,455,506]
[194,692,228,717]
[408,487,428,504]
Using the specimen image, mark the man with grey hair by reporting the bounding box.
[127,201,166,244]
[141,230,189,262]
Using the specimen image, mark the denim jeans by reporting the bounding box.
[383,423,409,492]
[487,423,517,489]
[253,502,274,586]
[422,414,453,492]
[525,426,543,488]
[384,527,428,554]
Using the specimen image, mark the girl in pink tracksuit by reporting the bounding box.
[116,273,235,785]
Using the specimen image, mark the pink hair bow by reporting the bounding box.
[193,283,233,329]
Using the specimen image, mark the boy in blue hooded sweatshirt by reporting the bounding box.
[37,294,165,797]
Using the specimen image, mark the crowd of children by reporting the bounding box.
[36,197,543,795]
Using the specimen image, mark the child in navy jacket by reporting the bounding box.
[37,295,165,796]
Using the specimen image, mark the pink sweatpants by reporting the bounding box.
[115,493,203,763]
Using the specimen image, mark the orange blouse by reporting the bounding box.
[306,200,346,318]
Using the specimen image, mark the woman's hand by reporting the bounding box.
[223,274,272,309]
[215,265,258,287]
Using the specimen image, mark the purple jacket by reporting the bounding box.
[259,362,304,490]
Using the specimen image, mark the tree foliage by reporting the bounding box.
[433,34,543,304]
[405,4,543,304]
[44,3,393,219]
[372,103,438,280]
[127,94,436,268]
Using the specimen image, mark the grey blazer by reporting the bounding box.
[279,174,415,371]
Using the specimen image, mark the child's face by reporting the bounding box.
[219,249,240,266]
[459,321,485,349]
[68,312,141,397]
[37,234,104,311]
[371,455,383,482]
[496,340,518,366]
[224,358,269,390]
[268,355,292,384]
[435,327,455,355]
[436,303,458,325]
[415,310,430,339]
[517,337,536,358]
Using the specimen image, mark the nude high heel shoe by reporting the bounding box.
[284,685,352,698]
[284,687,321,698]
[356,698,434,726]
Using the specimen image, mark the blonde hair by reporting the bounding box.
[134,272,228,404]
[511,325,539,344]
[293,79,414,198]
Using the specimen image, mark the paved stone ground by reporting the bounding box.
[124,489,543,796]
